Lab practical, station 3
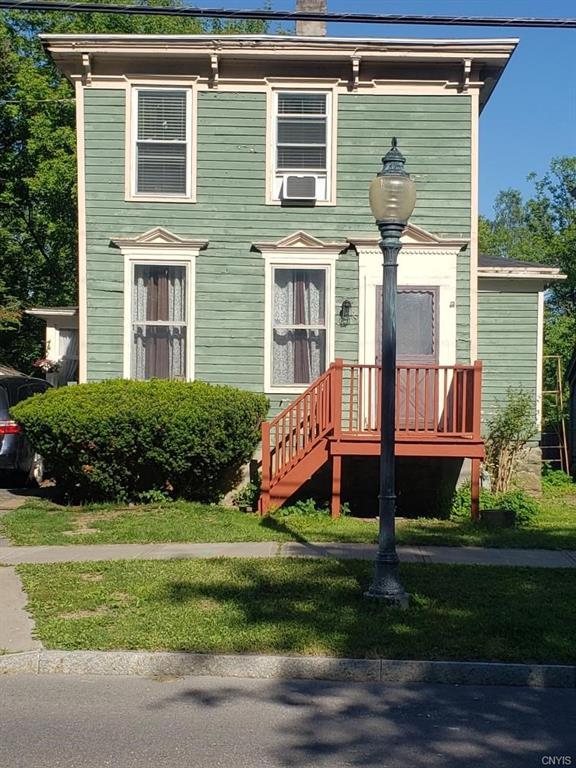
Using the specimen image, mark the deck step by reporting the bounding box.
[266,439,329,511]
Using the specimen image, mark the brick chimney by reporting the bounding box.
[296,0,327,36]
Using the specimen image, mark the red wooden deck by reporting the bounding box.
[259,359,484,518]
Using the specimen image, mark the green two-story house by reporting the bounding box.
[37,32,562,515]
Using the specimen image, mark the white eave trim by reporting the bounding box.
[478,267,566,280]
[26,307,79,319]
[40,33,519,47]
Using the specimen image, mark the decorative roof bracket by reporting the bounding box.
[210,53,219,88]
[461,58,471,92]
[351,56,361,90]
[81,53,92,85]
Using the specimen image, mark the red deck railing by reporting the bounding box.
[342,362,482,437]
[260,359,482,512]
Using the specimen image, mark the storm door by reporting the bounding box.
[375,287,438,430]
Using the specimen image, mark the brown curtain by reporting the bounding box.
[145,268,170,378]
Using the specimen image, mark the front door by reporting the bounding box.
[375,286,438,429]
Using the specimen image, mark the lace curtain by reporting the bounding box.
[272,268,326,386]
[132,265,186,379]
[58,329,79,385]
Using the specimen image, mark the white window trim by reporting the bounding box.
[123,252,195,381]
[126,84,197,203]
[266,85,337,206]
[263,253,337,394]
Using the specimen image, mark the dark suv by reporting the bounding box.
[0,373,50,486]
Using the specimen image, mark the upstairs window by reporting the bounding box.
[132,88,192,198]
[273,91,332,203]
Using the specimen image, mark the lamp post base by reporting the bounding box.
[364,552,410,609]
[364,583,410,609]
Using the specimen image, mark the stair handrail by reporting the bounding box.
[260,360,343,506]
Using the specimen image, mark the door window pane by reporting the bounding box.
[375,287,436,363]
[397,290,435,359]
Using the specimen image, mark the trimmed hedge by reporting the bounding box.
[11,379,268,503]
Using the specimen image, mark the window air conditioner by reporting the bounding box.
[283,174,318,201]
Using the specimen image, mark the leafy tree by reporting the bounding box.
[0,1,266,372]
[479,157,576,386]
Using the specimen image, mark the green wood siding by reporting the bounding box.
[83,89,472,403]
[477,284,540,427]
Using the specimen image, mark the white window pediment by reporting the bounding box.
[112,227,207,256]
[254,230,347,261]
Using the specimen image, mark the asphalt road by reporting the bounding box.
[1,675,575,767]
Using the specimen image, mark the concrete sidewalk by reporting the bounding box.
[2,540,576,567]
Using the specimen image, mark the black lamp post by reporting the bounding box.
[365,138,416,607]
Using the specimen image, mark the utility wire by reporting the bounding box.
[0,0,574,28]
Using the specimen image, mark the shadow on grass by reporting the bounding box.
[145,675,575,767]
[157,559,576,665]
[258,514,312,544]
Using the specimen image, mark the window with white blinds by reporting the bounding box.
[133,88,192,198]
[273,91,332,202]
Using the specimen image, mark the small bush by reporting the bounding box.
[485,388,537,494]
[542,465,574,493]
[11,379,268,503]
[450,485,539,527]
[449,485,493,521]
[273,498,351,518]
[495,490,539,526]
[232,478,261,512]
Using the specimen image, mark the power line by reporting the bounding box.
[0,0,574,28]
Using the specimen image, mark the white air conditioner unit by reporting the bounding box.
[283,174,318,200]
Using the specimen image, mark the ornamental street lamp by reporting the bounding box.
[365,138,416,607]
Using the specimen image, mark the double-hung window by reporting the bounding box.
[131,263,188,380]
[132,88,192,198]
[273,91,332,202]
[271,267,328,387]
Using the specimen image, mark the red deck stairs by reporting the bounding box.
[259,359,484,518]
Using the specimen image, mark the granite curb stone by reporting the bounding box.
[1,650,574,688]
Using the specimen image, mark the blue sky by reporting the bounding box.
[222,0,576,216]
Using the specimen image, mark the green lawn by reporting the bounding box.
[18,558,576,663]
[3,492,576,549]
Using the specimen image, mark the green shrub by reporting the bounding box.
[232,478,261,512]
[450,485,539,527]
[273,498,351,518]
[542,465,574,493]
[11,379,268,503]
[495,490,539,526]
[449,485,494,521]
[485,388,537,494]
